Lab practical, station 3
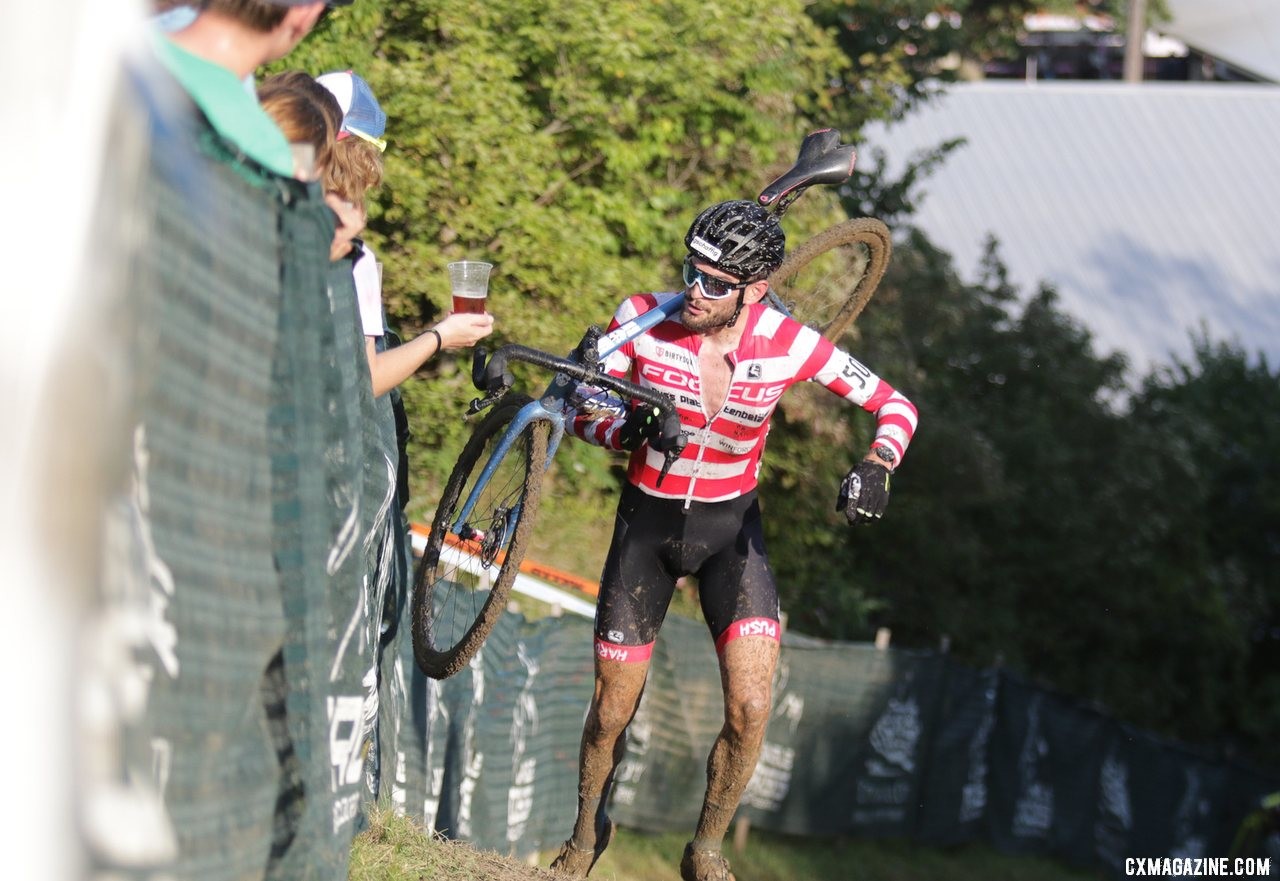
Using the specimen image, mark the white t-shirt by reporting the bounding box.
[352,246,384,337]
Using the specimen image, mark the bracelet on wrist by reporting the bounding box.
[428,328,443,353]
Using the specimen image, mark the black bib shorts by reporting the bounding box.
[593,482,781,659]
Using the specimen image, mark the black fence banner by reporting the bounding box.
[915,664,1000,846]
[986,674,1110,862]
[387,606,595,857]
[1111,725,1243,865]
[606,621,948,839]
[377,608,1277,877]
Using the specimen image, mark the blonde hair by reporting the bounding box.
[324,137,384,206]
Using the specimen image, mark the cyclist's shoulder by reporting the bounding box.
[744,304,831,352]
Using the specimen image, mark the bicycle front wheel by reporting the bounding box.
[768,216,892,344]
[412,393,551,679]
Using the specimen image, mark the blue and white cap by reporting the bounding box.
[316,70,387,151]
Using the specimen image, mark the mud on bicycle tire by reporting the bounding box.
[767,216,892,343]
[412,393,551,679]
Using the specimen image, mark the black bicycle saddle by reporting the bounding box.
[757,128,857,207]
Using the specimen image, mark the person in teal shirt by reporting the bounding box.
[154,0,348,178]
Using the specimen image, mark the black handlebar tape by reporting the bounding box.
[471,347,488,391]
[490,344,678,418]
[484,352,513,393]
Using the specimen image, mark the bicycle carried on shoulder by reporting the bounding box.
[412,128,893,679]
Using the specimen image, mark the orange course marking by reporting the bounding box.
[409,522,600,597]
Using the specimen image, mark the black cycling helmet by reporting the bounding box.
[684,200,785,283]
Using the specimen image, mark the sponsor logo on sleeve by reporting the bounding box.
[842,356,873,388]
[594,638,655,663]
[596,643,630,662]
[716,616,783,652]
[737,618,779,639]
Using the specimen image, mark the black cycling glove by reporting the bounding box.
[837,460,891,526]
[618,404,662,451]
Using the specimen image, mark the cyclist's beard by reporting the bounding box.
[681,290,746,333]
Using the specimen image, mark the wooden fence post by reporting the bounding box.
[733,816,751,854]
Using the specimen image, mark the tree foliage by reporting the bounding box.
[1126,341,1280,757]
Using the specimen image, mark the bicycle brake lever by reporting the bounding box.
[653,412,686,488]
[656,447,683,488]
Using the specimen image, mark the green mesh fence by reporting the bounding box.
[99,72,403,880]
[106,96,290,880]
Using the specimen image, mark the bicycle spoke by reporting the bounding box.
[430,448,529,646]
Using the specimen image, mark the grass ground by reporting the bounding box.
[349,807,1105,881]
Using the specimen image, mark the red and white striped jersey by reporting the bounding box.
[568,292,919,504]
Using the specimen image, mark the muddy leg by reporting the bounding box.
[551,656,648,876]
[570,657,646,845]
[692,636,779,851]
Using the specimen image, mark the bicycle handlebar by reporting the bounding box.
[470,343,687,458]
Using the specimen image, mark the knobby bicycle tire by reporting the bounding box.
[767,216,892,343]
[411,393,550,679]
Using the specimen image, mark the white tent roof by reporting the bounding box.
[860,81,1280,372]
[1162,0,1280,82]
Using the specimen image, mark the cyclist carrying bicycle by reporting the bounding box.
[549,199,919,881]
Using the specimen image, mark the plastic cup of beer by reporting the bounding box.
[447,261,492,314]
